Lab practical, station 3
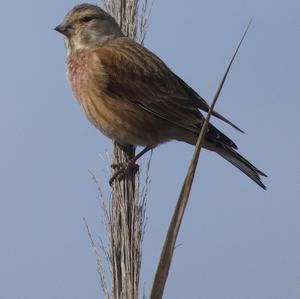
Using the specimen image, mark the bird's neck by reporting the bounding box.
[65,33,123,55]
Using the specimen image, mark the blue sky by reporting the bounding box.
[0,0,299,298]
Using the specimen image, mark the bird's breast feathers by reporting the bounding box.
[66,51,116,136]
[66,51,107,99]
[65,49,159,146]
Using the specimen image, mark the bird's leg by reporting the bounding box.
[109,147,152,186]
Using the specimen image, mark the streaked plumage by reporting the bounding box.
[55,3,267,189]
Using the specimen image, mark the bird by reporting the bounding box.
[55,3,267,189]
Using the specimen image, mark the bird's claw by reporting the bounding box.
[111,163,124,170]
[109,161,139,186]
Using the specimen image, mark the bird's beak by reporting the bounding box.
[54,22,73,37]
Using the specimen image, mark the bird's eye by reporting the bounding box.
[81,16,94,22]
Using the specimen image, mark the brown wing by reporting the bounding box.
[98,37,243,132]
[172,73,244,133]
[95,37,238,148]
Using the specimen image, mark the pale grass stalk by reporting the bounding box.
[102,0,153,43]
[83,3,153,299]
[88,153,151,299]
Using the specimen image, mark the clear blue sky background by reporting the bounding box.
[0,0,299,298]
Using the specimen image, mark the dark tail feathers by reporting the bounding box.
[216,146,267,190]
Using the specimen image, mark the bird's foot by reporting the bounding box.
[109,160,139,186]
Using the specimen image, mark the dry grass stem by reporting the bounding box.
[89,152,151,299]
[86,1,153,297]
[149,22,252,299]
[102,0,154,43]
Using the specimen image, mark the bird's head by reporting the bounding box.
[55,4,123,54]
